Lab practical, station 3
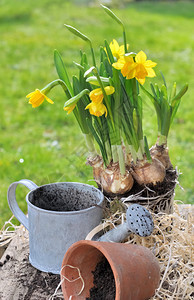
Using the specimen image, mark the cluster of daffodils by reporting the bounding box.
[27,5,188,196]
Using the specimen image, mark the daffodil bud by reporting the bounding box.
[64,24,91,43]
[101,4,123,27]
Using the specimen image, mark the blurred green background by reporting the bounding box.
[0,0,194,227]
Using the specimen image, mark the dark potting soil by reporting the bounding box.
[86,257,116,300]
[29,183,100,212]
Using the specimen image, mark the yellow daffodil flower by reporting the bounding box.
[113,56,137,80]
[26,89,54,108]
[64,104,76,114]
[135,51,157,84]
[112,51,157,84]
[109,39,126,61]
[85,101,108,117]
[89,86,115,103]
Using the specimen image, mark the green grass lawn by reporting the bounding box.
[0,0,194,227]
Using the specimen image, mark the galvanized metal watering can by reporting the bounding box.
[7,180,104,274]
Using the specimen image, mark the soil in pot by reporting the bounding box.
[86,257,116,300]
[29,184,100,211]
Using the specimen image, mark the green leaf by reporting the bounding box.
[133,109,138,135]
[86,118,108,165]
[161,97,171,136]
[84,66,96,78]
[170,99,181,125]
[154,83,161,99]
[144,136,152,163]
[103,58,113,77]
[73,61,85,72]
[104,39,114,64]
[100,46,107,63]
[171,83,188,106]
[161,84,168,102]
[81,52,88,65]
[150,83,157,99]
[170,82,176,102]
[160,71,167,89]
[54,49,73,96]
[140,84,157,105]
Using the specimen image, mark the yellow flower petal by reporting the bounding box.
[26,89,54,108]
[64,104,76,114]
[121,61,137,80]
[135,51,147,64]
[124,56,134,63]
[26,89,43,107]
[137,78,146,85]
[110,39,120,54]
[31,98,44,108]
[89,86,115,103]
[104,86,115,95]
[135,64,148,79]
[146,68,156,78]
[89,88,104,103]
[118,45,125,57]
[85,101,107,117]
[144,60,157,68]
[112,57,125,70]
[44,94,54,104]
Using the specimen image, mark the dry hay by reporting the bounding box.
[98,200,194,300]
[1,204,193,300]
[0,215,21,254]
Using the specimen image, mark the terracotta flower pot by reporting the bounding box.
[61,240,160,300]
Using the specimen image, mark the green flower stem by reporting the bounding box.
[132,79,143,140]
[125,143,130,155]
[139,139,144,155]
[124,142,131,164]
[83,133,97,156]
[89,41,97,68]
[158,134,167,146]
[112,68,122,145]
[117,145,126,175]
[42,79,69,95]
[111,145,118,163]
[123,27,127,54]
[105,140,112,163]
[101,4,127,54]
[144,136,152,163]
[129,145,137,164]
[137,147,144,161]
[93,68,114,127]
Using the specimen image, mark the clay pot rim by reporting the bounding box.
[61,240,120,299]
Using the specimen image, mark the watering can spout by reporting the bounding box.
[95,204,154,243]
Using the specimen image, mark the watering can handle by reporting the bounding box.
[7,179,38,231]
